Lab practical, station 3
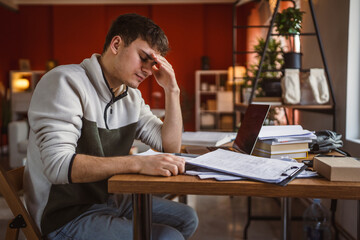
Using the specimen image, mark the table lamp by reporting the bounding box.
[227,66,246,85]
[13,78,30,92]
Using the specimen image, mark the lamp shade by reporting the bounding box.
[13,78,30,91]
[227,66,246,85]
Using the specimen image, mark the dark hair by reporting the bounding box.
[103,13,169,56]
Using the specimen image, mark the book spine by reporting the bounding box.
[255,141,309,152]
[253,149,307,160]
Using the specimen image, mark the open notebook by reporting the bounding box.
[186,104,271,155]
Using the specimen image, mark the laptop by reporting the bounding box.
[186,104,271,155]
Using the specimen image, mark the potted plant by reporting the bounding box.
[247,37,284,97]
[274,6,305,69]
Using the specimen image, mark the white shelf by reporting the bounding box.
[10,70,45,121]
[195,70,235,131]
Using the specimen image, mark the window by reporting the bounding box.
[345,0,360,153]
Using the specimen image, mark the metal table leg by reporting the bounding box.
[132,193,152,240]
[281,197,291,240]
[243,196,252,240]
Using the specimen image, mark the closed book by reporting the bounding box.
[255,140,309,152]
[313,157,360,182]
[253,148,308,160]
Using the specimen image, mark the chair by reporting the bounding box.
[0,165,42,240]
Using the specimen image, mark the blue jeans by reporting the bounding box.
[47,194,198,240]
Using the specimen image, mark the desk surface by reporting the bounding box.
[108,174,360,200]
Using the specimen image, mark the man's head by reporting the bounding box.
[103,13,169,56]
[100,13,170,89]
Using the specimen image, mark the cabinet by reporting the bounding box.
[10,70,45,121]
[195,70,237,131]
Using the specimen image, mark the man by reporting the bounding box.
[24,13,198,240]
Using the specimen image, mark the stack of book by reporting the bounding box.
[253,125,316,160]
[253,139,310,159]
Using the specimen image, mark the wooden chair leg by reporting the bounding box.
[6,219,19,240]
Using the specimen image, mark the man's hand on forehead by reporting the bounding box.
[141,50,158,66]
[150,53,179,93]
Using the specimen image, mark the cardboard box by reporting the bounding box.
[313,157,360,182]
[217,92,233,112]
[200,113,215,129]
[220,115,233,130]
[207,100,217,111]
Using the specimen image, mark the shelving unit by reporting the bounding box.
[195,70,237,131]
[10,70,45,121]
[232,2,338,240]
[232,0,336,131]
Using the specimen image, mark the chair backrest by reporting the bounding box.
[0,166,42,240]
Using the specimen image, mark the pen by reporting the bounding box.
[174,153,199,158]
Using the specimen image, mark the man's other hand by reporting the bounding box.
[135,154,185,177]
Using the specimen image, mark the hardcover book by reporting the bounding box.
[255,140,309,152]
[253,148,308,160]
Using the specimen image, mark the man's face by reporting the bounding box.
[111,37,159,89]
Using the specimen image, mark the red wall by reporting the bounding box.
[0,3,237,130]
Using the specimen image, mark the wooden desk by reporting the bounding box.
[108,173,360,240]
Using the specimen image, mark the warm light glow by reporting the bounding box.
[13,78,30,91]
[227,66,246,85]
[269,0,277,13]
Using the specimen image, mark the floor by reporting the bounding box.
[187,195,306,240]
[0,154,307,240]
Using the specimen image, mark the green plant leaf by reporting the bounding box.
[274,7,305,51]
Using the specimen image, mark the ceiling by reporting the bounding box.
[1,0,239,10]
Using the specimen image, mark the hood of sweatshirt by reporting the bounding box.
[80,53,112,103]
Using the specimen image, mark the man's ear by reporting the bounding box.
[110,36,122,54]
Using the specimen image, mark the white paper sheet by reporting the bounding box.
[186,170,244,181]
[185,149,304,183]
[135,149,162,155]
[258,125,316,141]
[186,168,317,180]
[135,149,313,182]
[182,131,237,146]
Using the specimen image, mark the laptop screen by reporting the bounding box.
[233,104,270,155]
